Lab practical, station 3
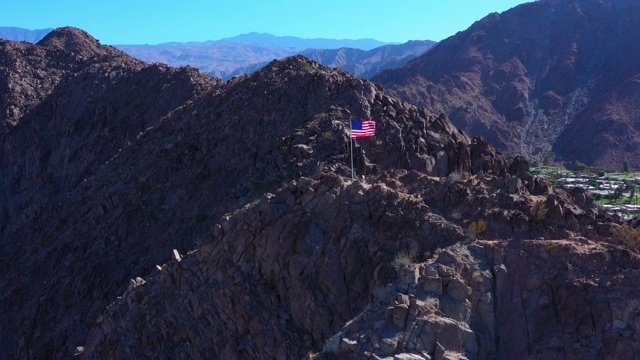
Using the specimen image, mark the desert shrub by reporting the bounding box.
[446,171,465,183]
[305,352,337,360]
[531,200,548,223]
[543,241,561,252]
[392,251,412,272]
[468,220,487,240]
[614,223,640,250]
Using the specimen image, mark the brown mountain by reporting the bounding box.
[373,0,640,170]
[1,26,638,360]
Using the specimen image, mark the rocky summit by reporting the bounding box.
[374,0,640,170]
[0,26,639,360]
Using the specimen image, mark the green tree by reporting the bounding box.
[623,160,630,173]
[614,185,624,200]
[575,160,588,172]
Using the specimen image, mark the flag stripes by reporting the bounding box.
[350,119,376,138]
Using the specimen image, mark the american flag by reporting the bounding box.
[350,119,376,138]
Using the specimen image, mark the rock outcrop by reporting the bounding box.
[81,174,466,359]
[80,172,639,359]
[323,239,640,359]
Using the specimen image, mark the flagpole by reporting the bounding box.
[350,119,355,179]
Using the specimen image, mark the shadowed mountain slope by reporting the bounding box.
[0,27,220,235]
[374,0,640,170]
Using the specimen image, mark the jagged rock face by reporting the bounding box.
[382,169,600,242]
[81,174,468,359]
[488,240,640,359]
[80,173,634,359]
[0,38,76,130]
[320,239,640,359]
[374,0,640,169]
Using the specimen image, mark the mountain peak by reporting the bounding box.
[37,26,113,58]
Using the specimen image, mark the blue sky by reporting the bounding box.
[3,0,532,45]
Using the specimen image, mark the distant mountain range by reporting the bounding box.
[205,32,394,50]
[374,0,640,170]
[0,27,434,80]
[115,42,299,78]
[117,33,433,79]
[0,27,52,43]
[224,40,437,79]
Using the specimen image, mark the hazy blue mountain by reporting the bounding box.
[300,40,437,79]
[1,28,410,79]
[0,27,53,43]
[116,42,299,78]
[116,34,424,80]
[209,32,395,51]
[224,40,437,80]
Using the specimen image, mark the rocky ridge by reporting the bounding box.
[0,26,637,360]
[81,169,635,359]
